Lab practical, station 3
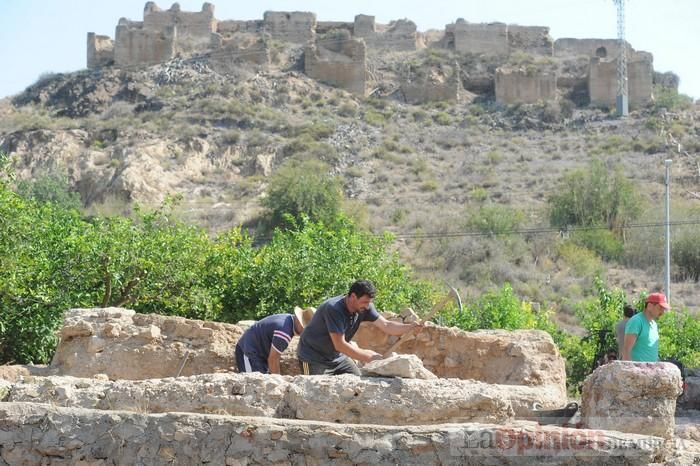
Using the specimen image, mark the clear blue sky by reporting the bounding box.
[1,0,698,99]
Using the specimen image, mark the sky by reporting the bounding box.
[1,0,698,99]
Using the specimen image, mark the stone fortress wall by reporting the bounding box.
[87,2,654,105]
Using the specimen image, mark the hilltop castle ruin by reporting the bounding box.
[87,2,654,108]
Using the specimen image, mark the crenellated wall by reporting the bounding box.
[84,2,657,110]
[263,11,316,43]
[143,2,216,42]
[508,25,553,56]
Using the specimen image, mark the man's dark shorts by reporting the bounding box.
[235,344,268,373]
[299,355,361,376]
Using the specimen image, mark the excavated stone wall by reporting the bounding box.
[354,312,567,389]
[49,307,566,401]
[51,307,241,379]
[0,402,666,465]
[3,373,521,424]
[495,68,557,104]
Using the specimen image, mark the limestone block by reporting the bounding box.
[0,402,667,465]
[362,353,437,379]
[581,361,682,439]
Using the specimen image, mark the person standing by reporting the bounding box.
[298,279,421,376]
[621,293,670,362]
[235,306,314,375]
[615,304,636,356]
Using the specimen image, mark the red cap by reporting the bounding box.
[646,292,670,309]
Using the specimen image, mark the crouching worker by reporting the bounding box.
[235,306,314,375]
[298,279,422,376]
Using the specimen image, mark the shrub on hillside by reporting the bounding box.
[466,204,524,236]
[15,170,82,210]
[261,159,343,230]
[673,231,700,281]
[548,159,642,236]
[570,229,624,261]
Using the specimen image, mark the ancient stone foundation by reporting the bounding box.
[0,308,689,464]
[582,361,682,440]
[0,402,666,465]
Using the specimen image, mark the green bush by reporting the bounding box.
[433,112,452,126]
[209,218,435,321]
[15,170,82,210]
[570,229,624,261]
[548,159,642,235]
[364,110,387,127]
[262,159,343,230]
[556,241,604,278]
[466,204,524,236]
[653,85,693,112]
[440,284,545,331]
[673,231,700,281]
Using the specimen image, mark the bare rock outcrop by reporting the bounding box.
[0,402,666,465]
[581,361,682,440]
[362,353,437,379]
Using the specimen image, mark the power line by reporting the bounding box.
[244,219,700,245]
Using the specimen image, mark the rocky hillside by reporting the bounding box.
[1,47,699,325]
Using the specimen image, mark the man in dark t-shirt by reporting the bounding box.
[235,307,314,375]
[298,279,421,376]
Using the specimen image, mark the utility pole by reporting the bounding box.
[664,159,672,302]
[613,0,629,116]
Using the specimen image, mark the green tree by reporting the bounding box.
[548,159,642,237]
[262,159,343,230]
[15,170,82,210]
[211,217,434,322]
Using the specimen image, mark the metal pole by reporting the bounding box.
[664,159,672,302]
